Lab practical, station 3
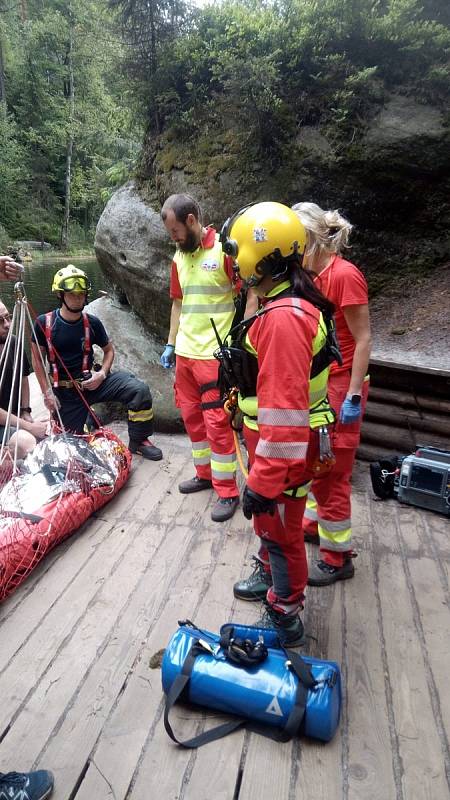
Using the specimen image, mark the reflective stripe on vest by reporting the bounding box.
[175,236,235,359]
[45,311,90,388]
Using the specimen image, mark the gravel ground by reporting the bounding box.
[370,263,450,371]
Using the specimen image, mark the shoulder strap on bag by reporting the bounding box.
[163,640,246,748]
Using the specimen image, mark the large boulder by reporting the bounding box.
[94,183,173,341]
[85,295,183,433]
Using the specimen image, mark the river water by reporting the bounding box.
[7,255,106,317]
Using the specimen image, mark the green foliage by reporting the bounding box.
[1,0,449,250]
[0,0,142,248]
[0,112,29,234]
[127,0,450,168]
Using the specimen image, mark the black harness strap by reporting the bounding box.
[163,638,317,748]
[199,379,222,410]
[199,380,219,393]
[201,399,224,410]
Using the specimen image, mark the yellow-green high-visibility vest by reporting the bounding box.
[175,234,235,359]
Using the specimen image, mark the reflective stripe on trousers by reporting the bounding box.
[175,356,238,499]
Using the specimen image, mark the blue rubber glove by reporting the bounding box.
[339,396,361,424]
[160,344,175,368]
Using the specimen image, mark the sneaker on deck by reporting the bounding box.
[307,558,355,586]
[233,555,272,601]
[129,439,163,461]
[0,770,54,800]
[178,476,213,494]
[211,495,239,522]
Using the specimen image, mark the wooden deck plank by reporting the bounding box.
[376,501,450,799]
[0,515,116,671]
[127,511,253,800]
[0,518,159,767]
[1,440,450,800]
[0,517,141,738]
[344,547,397,800]
[0,439,187,668]
[24,462,245,798]
[237,523,343,799]
[32,517,201,798]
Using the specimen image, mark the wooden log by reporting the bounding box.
[368,386,450,416]
[360,419,450,453]
[364,402,450,437]
[356,443,403,462]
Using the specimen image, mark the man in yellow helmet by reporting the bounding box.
[220,202,338,646]
[160,194,240,522]
[31,265,163,460]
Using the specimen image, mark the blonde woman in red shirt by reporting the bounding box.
[292,202,372,586]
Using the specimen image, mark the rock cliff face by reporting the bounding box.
[95,93,450,334]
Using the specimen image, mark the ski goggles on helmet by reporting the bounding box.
[58,276,90,292]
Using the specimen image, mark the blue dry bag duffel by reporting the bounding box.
[161,620,341,748]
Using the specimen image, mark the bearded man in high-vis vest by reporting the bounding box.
[160,194,240,522]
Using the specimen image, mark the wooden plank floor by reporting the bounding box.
[1,428,450,800]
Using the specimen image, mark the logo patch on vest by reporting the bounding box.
[265,696,283,717]
[201,258,220,271]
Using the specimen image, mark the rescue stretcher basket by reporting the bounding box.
[161,621,341,748]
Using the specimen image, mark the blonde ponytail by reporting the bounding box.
[291,202,353,264]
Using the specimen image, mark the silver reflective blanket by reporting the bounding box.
[0,433,121,519]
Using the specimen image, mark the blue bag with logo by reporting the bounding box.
[161,620,341,748]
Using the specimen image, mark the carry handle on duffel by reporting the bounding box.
[163,634,317,749]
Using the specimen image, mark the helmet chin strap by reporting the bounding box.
[60,293,87,314]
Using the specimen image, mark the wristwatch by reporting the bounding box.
[349,394,361,405]
[20,406,32,414]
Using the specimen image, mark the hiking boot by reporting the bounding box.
[129,439,163,461]
[257,602,305,647]
[304,531,319,545]
[233,556,272,601]
[178,476,213,494]
[0,770,54,800]
[307,558,355,587]
[211,495,239,522]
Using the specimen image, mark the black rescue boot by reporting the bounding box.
[178,476,213,494]
[257,601,305,647]
[129,439,163,461]
[233,556,272,602]
[211,495,239,522]
[307,557,355,587]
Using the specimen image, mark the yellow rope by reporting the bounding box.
[232,427,248,480]
[224,390,249,480]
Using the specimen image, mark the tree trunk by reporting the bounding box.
[61,28,75,251]
[0,33,6,109]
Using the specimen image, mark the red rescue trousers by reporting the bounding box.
[303,372,369,567]
[244,424,319,611]
[174,356,238,499]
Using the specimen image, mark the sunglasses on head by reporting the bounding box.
[60,277,90,292]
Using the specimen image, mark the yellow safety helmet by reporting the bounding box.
[52,265,91,294]
[220,201,307,284]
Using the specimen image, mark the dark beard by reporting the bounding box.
[178,229,200,253]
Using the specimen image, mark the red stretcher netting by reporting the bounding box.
[0,428,131,602]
